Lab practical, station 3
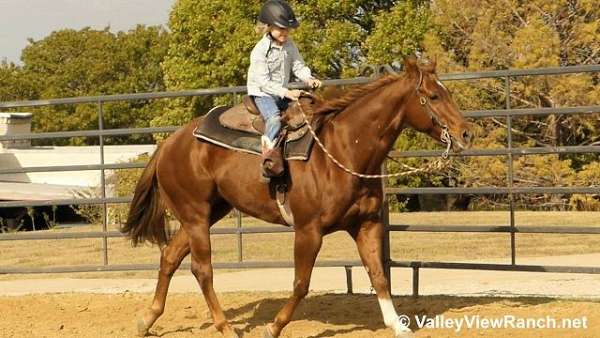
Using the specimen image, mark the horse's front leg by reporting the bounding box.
[351,219,414,338]
[264,225,323,337]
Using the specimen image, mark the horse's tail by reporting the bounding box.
[120,146,168,247]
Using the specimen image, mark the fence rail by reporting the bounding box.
[2,224,600,242]
[1,64,599,296]
[1,64,598,109]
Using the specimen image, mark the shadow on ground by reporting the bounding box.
[189,293,569,337]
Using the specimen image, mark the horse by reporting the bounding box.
[121,56,473,338]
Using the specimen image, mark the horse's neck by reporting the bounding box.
[322,79,411,175]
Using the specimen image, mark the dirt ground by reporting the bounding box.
[0,292,598,338]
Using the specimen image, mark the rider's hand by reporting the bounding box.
[285,89,303,101]
[306,78,322,89]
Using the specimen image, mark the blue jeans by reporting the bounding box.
[253,95,290,142]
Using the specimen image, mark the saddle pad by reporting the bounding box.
[193,106,315,161]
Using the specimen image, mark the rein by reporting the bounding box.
[298,81,452,179]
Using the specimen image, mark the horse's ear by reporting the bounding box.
[403,56,419,76]
[298,92,321,108]
[420,59,436,74]
[299,91,318,103]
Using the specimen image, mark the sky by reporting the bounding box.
[0,0,174,64]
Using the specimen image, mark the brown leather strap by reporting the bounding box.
[243,95,261,115]
[276,184,295,227]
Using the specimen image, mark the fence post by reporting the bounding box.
[412,265,420,297]
[232,93,244,263]
[505,76,516,265]
[98,101,109,266]
[381,163,392,293]
[236,209,243,262]
[345,266,353,294]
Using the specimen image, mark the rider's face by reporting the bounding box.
[270,27,290,44]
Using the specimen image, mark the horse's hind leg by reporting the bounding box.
[137,228,190,336]
[179,201,238,338]
[188,221,238,337]
[137,201,233,337]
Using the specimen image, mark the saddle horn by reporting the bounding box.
[299,90,318,104]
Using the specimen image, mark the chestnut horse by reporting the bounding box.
[122,57,472,338]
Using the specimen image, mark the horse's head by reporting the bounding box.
[401,56,473,151]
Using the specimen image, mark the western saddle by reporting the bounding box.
[219,95,311,142]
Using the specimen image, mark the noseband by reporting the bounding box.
[415,70,452,159]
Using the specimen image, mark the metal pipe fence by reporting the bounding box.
[0,64,599,297]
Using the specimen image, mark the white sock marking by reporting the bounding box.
[378,298,413,336]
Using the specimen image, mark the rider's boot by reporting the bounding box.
[260,135,284,182]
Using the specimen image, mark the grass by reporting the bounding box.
[0,211,599,280]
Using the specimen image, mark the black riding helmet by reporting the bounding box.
[259,0,299,29]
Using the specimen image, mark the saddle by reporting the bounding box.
[193,95,318,161]
[218,96,311,142]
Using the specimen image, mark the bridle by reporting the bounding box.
[415,69,452,159]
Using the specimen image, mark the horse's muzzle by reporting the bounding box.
[452,126,473,151]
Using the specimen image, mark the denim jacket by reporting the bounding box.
[247,34,313,98]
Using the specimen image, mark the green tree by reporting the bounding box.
[422,0,600,210]
[365,2,429,65]
[0,61,37,102]
[18,25,169,144]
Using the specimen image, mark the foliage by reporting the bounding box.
[41,206,59,230]
[570,162,600,211]
[9,25,170,145]
[365,2,429,65]
[418,0,600,210]
[0,217,25,234]
[70,188,104,226]
[0,61,37,102]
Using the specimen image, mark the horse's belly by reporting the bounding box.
[215,176,287,225]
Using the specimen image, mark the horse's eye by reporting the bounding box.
[430,94,439,100]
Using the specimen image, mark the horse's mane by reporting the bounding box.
[313,74,403,115]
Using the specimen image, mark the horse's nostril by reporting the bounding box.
[462,130,472,142]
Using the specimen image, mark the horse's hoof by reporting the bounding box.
[136,318,149,337]
[263,324,276,338]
